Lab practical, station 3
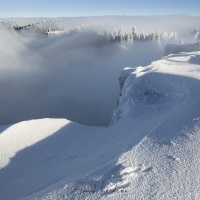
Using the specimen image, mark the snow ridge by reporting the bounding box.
[1,51,200,200]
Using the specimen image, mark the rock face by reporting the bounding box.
[111,67,135,124]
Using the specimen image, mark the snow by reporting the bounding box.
[45,30,66,35]
[1,51,200,200]
[0,119,69,169]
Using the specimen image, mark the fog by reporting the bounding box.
[0,22,188,126]
[3,15,200,33]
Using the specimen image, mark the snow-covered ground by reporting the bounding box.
[1,51,200,200]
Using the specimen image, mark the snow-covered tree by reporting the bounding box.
[195,31,200,50]
[174,31,177,39]
[155,29,161,41]
[191,27,200,36]
[91,27,180,45]
[140,31,146,41]
[132,27,138,40]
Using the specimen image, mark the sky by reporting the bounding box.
[0,0,200,17]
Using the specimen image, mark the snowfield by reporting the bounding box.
[1,51,200,200]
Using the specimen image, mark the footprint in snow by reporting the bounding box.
[165,155,179,161]
[38,155,55,162]
[64,155,79,161]
[105,165,153,191]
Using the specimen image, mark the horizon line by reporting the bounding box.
[1,13,200,19]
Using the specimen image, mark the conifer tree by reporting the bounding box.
[195,31,200,50]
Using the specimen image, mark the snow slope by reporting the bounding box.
[1,51,200,200]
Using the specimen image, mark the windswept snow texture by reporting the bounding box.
[1,51,200,200]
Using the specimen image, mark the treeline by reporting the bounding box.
[2,20,199,45]
[191,27,200,48]
[103,27,177,43]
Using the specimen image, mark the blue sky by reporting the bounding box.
[1,0,200,17]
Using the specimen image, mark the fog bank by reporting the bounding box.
[0,27,165,126]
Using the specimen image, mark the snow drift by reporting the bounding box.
[1,51,200,199]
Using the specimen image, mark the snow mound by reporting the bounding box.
[0,119,69,169]
[1,51,200,200]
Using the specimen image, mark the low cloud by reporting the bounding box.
[0,27,165,126]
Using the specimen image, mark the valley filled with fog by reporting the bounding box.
[0,15,199,126]
[1,14,200,200]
